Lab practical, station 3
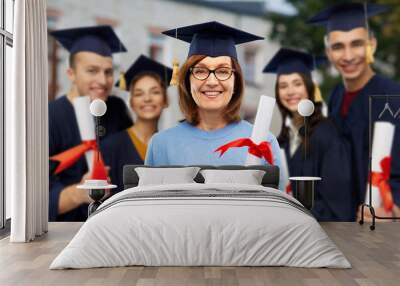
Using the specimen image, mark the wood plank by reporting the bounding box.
[0,222,399,286]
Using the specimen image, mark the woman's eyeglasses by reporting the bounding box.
[190,66,235,81]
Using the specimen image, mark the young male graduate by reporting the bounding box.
[49,26,133,221]
[308,3,400,219]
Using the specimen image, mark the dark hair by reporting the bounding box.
[129,71,169,106]
[275,72,325,146]
[68,52,114,69]
[178,55,244,125]
[69,53,77,69]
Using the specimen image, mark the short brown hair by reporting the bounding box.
[178,55,244,125]
[129,72,169,106]
[69,53,77,68]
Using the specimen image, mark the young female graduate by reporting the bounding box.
[263,48,354,221]
[144,21,283,188]
[100,55,171,193]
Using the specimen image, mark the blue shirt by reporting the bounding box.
[145,120,284,190]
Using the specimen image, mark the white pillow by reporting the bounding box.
[135,167,200,186]
[200,169,266,185]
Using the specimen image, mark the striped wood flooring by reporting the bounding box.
[0,222,399,286]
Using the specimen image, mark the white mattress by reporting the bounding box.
[50,183,351,269]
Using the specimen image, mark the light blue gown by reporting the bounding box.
[145,120,284,190]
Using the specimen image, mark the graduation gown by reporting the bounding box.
[328,74,400,209]
[49,95,133,221]
[100,129,145,194]
[282,120,354,221]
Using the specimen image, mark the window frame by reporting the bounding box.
[148,27,165,63]
[243,47,257,85]
[1,0,14,231]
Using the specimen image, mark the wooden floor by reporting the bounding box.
[0,222,399,286]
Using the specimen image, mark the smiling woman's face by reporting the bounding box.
[189,56,235,113]
[277,73,309,113]
[130,75,166,121]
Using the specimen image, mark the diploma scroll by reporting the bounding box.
[73,96,96,172]
[366,121,395,209]
[245,95,276,165]
[279,148,291,195]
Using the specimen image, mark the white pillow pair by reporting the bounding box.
[135,167,266,186]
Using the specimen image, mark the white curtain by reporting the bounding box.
[8,0,48,242]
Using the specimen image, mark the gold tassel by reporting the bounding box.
[119,72,127,91]
[314,82,323,103]
[366,42,375,64]
[170,59,180,86]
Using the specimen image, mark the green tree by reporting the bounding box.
[266,0,400,101]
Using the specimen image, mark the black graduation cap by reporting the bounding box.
[162,21,263,59]
[50,25,127,57]
[263,48,320,77]
[307,3,388,32]
[115,55,173,91]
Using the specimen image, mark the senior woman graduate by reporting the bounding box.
[145,21,283,187]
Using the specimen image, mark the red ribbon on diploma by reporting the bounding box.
[91,148,108,180]
[214,138,274,165]
[285,184,292,196]
[370,156,393,212]
[50,140,97,175]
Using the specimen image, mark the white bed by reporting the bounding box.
[50,183,351,269]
